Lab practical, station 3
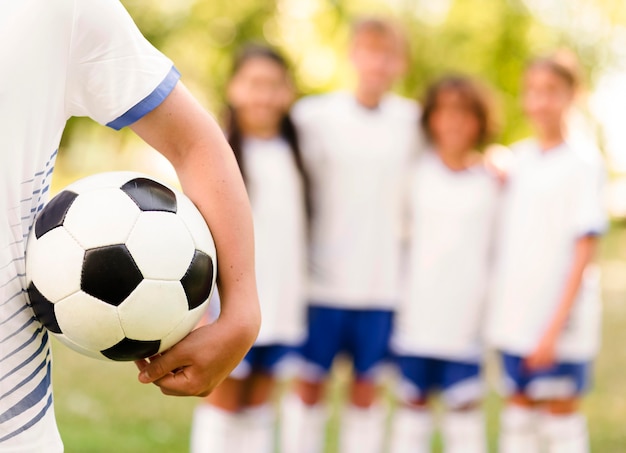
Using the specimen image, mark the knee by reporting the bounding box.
[350,378,378,408]
[449,401,481,412]
[296,379,325,406]
[544,398,580,415]
[508,393,536,408]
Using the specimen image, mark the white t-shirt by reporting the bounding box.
[392,152,500,362]
[292,92,421,309]
[486,139,607,361]
[1,0,178,449]
[243,137,307,345]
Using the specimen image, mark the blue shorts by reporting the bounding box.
[299,305,393,380]
[397,356,483,408]
[501,352,591,400]
[230,344,294,380]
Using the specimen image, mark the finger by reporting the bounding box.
[151,368,200,396]
[134,359,149,372]
[137,350,188,384]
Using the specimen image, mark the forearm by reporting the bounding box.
[131,83,260,335]
[546,236,597,338]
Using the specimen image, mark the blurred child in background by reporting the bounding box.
[390,76,499,453]
[486,55,607,453]
[190,45,310,453]
[281,17,422,453]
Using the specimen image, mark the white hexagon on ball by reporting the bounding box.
[54,291,125,352]
[26,227,83,302]
[126,211,195,280]
[63,188,140,249]
[159,303,208,352]
[55,334,109,361]
[118,280,188,341]
[176,194,217,257]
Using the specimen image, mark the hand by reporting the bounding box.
[484,144,512,185]
[524,330,558,371]
[134,305,260,397]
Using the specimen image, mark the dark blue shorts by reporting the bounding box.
[299,305,393,380]
[230,344,294,379]
[396,355,483,407]
[501,352,591,400]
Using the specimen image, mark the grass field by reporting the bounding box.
[53,225,626,453]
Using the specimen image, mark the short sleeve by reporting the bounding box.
[574,159,608,237]
[65,0,180,129]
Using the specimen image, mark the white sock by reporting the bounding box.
[190,404,242,453]
[498,405,539,453]
[340,404,386,453]
[442,410,486,453]
[389,406,433,453]
[240,405,276,453]
[540,412,589,453]
[280,393,326,453]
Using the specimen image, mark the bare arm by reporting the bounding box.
[130,82,260,396]
[525,235,597,370]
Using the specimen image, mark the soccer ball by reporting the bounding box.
[25,172,217,361]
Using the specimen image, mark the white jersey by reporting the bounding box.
[1,0,177,449]
[486,139,607,361]
[243,138,307,345]
[392,152,500,362]
[292,92,421,309]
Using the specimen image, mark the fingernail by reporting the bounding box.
[139,370,150,383]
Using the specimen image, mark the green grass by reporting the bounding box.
[53,225,626,452]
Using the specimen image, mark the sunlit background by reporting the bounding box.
[57,0,626,195]
[51,1,626,452]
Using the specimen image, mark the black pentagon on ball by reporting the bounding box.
[101,337,161,361]
[34,190,78,239]
[181,250,214,310]
[121,178,177,213]
[27,282,62,334]
[81,244,143,306]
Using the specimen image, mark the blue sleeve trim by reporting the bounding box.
[106,66,181,130]
[579,229,607,238]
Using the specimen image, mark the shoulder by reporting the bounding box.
[382,94,421,121]
[292,92,348,123]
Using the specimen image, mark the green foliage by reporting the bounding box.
[59,0,624,156]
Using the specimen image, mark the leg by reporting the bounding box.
[340,379,387,453]
[499,394,540,453]
[281,306,343,453]
[440,361,486,453]
[281,378,327,453]
[539,398,588,453]
[240,371,278,453]
[389,356,435,453]
[191,378,247,453]
[340,309,394,453]
[498,353,540,453]
[529,359,591,453]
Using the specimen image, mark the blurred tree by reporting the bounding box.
[58,0,625,164]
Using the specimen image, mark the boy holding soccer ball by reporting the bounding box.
[1,0,259,450]
[486,55,606,453]
[281,17,421,453]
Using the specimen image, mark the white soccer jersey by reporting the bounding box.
[292,92,421,309]
[392,152,500,362]
[486,139,607,361]
[243,137,307,345]
[1,0,178,449]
